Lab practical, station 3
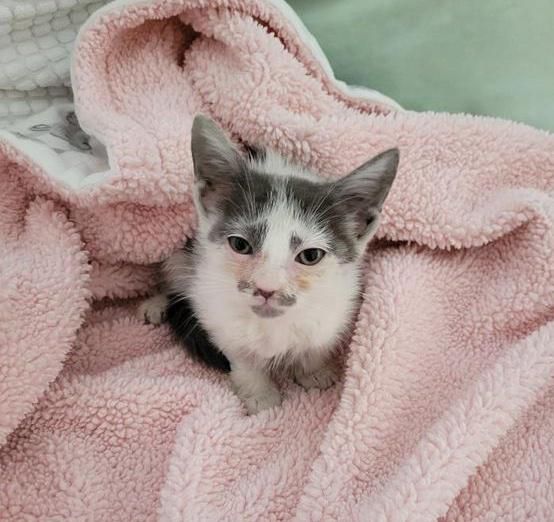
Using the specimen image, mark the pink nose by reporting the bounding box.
[254,288,275,300]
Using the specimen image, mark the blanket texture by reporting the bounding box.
[0,0,552,520]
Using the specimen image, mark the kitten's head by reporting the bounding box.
[190,115,398,319]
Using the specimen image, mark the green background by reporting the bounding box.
[289,0,554,131]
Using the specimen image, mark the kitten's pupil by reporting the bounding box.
[228,236,253,255]
[296,248,325,266]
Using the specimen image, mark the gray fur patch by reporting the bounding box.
[237,281,252,292]
[278,294,297,306]
[290,234,302,250]
[251,305,284,318]
[244,221,269,252]
[281,175,358,262]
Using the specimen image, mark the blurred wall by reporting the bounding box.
[290,0,554,131]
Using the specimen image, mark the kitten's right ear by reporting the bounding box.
[335,148,399,241]
[190,114,242,215]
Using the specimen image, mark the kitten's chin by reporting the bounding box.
[251,304,285,318]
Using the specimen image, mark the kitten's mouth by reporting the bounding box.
[251,304,284,318]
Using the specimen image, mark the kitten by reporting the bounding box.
[138,115,398,414]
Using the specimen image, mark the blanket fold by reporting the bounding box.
[0,167,90,447]
[0,0,552,520]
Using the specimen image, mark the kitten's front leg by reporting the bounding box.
[137,293,168,325]
[230,361,281,415]
[294,352,339,391]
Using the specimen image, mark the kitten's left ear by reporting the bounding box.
[190,114,243,216]
[335,148,399,240]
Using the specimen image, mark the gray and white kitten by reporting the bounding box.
[138,115,398,414]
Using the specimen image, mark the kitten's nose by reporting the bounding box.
[254,287,275,300]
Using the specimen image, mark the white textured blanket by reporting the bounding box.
[0,0,108,128]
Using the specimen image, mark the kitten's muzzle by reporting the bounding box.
[238,281,297,308]
[254,287,275,301]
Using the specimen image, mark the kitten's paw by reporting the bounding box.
[242,387,282,415]
[295,364,339,391]
[137,294,168,325]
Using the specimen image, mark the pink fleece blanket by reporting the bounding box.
[1,0,553,520]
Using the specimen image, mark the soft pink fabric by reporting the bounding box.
[0,165,89,448]
[1,0,553,520]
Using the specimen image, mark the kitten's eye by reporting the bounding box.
[228,236,253,255]
[296,248,325,266]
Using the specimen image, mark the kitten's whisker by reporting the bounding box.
[237,182,254,220]
[180,317,200,334]
[315,194,361,220]
[307,182,335,217]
